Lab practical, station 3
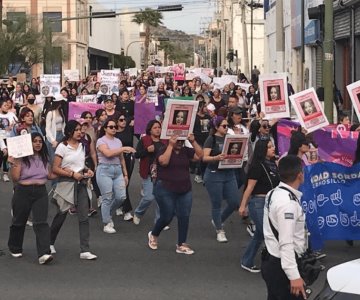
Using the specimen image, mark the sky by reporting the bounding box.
[91,0,216,35]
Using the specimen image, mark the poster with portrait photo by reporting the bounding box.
[161,100,199,140]
[346,80,360,121]
[218,134,249,169]
[98,69,120,96]
[40,74,61,98]
[259,73,290,119]
[64,70,80,82]
[290,87,329,133]
[171,63,186,81]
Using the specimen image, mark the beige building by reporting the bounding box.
[2,0,89,79]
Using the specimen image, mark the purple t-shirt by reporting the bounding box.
[96,135,122,164]
[18,156,48,183]
[157,146,195,193]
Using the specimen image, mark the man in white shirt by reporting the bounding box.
[261,155,307,299]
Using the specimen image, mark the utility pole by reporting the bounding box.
[323,0,334,123]
[0,0,3,33]
[241,0,249,77]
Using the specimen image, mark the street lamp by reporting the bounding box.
[248,1,263,72]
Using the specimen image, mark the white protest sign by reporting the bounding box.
[7,134,34,158]
[40,74,61,97]
[64,70,80,82]
[98,69,120,96]
[77,95,98,103]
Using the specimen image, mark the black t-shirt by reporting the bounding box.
[193,114,211,146]
[247,161,279,195]
[203,135,225,170]
[115,100,134,121]
[115,127,133,147]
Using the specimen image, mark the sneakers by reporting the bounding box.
[241,264,261,273]
[148,231,158,250]
[88,208,97,217]
[194,175,203,183]
[216,230,228,243]
[38,254,53,265]
[26,220,33,227]
[80,252,97,260]
[123,212,133,221]
[115,208,123,216]
[133,214,140,225]
[246,224,256,237]
[312,251,327,260]
[3,173,10,182]
[163,225,170,231]
[10,251,23,258]
[176,244,195,255]
[50,245,56,254]
[103,223,116,234]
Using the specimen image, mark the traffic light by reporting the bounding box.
[227,49,234,62]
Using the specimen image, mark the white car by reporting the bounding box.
[314,258,360,299]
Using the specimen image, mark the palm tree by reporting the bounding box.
[158,41,175,66]
[132,8,163,69]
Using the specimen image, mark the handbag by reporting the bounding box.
[267,186,322,286]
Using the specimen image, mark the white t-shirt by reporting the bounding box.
[55,142,85,173]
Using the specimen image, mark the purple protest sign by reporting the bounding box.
[134,102,156,135]
[68,102,103,120]
[277,119,358,167]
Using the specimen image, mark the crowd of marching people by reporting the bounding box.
[0,69,359,285]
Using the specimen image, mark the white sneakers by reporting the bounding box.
[103,222,116,234]
[216,230,228,243]
[3,173,10,182]
[115,208,123,216]
[10,252,22,258]
[80,252,97,260]
[50,245,56,254]
[133,214,140,225]
[123,212,133,221]
[39,254,53,265]
[194,175,203,183]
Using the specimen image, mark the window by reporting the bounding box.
[6,12,26,32]
[43,12,62,32]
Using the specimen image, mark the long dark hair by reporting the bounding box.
[98,118,117,138]
[22,132,49,168]
[354,135,360,165]
[250,138,270,168]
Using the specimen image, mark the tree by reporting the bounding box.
[158,41,175,66]
[0,16,44,75]
[132,8,163,69]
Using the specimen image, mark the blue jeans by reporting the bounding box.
[96,164,126,224]
[203,168,240,230]
[152,180,192,245]
[241,196,265,267]
[134,176,159,222]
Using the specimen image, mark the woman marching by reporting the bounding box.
[96,118,136,233]
[49,120,97,260]
[8,133,56,264]
[147,134,203,254]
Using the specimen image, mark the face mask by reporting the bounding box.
[28,98,35,104]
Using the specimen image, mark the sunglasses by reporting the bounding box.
[107,125,118,130]
[262,125,271,129]
[220,124,228,129]
[27,98,35,100]
[118,118,126,122]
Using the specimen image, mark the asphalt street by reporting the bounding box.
[0,167,359,300]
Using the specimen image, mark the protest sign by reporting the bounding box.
[301,162,360,250]
[40,74,61,97]
[68,102,103,120]
[76,95,97,103]
[7,134,34,158]
[161,100,198,140]
[64,70,80,82]
[98,69,120,96]
[218,134,249,169]
[171,63,185,81]
[346,80,360,121]
[147,86,158,105]
[134,102,156,135]
[290,87,329,133]
[259,73,290,119]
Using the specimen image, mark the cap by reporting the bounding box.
[53,94,67,102]
[206,103,216,112]
[104,97,114,102]
[229,106,243,115]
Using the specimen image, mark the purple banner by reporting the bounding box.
[277,120,359,167]
[134,102,156,135]
[68,102,104,120]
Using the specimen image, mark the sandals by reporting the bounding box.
[148,231,158,250]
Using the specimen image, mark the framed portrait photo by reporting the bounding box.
[218,134,249,169]
[161,99,199,140]
[289,87,329,133]
[259,73,290,119]
[346,80,360,121]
